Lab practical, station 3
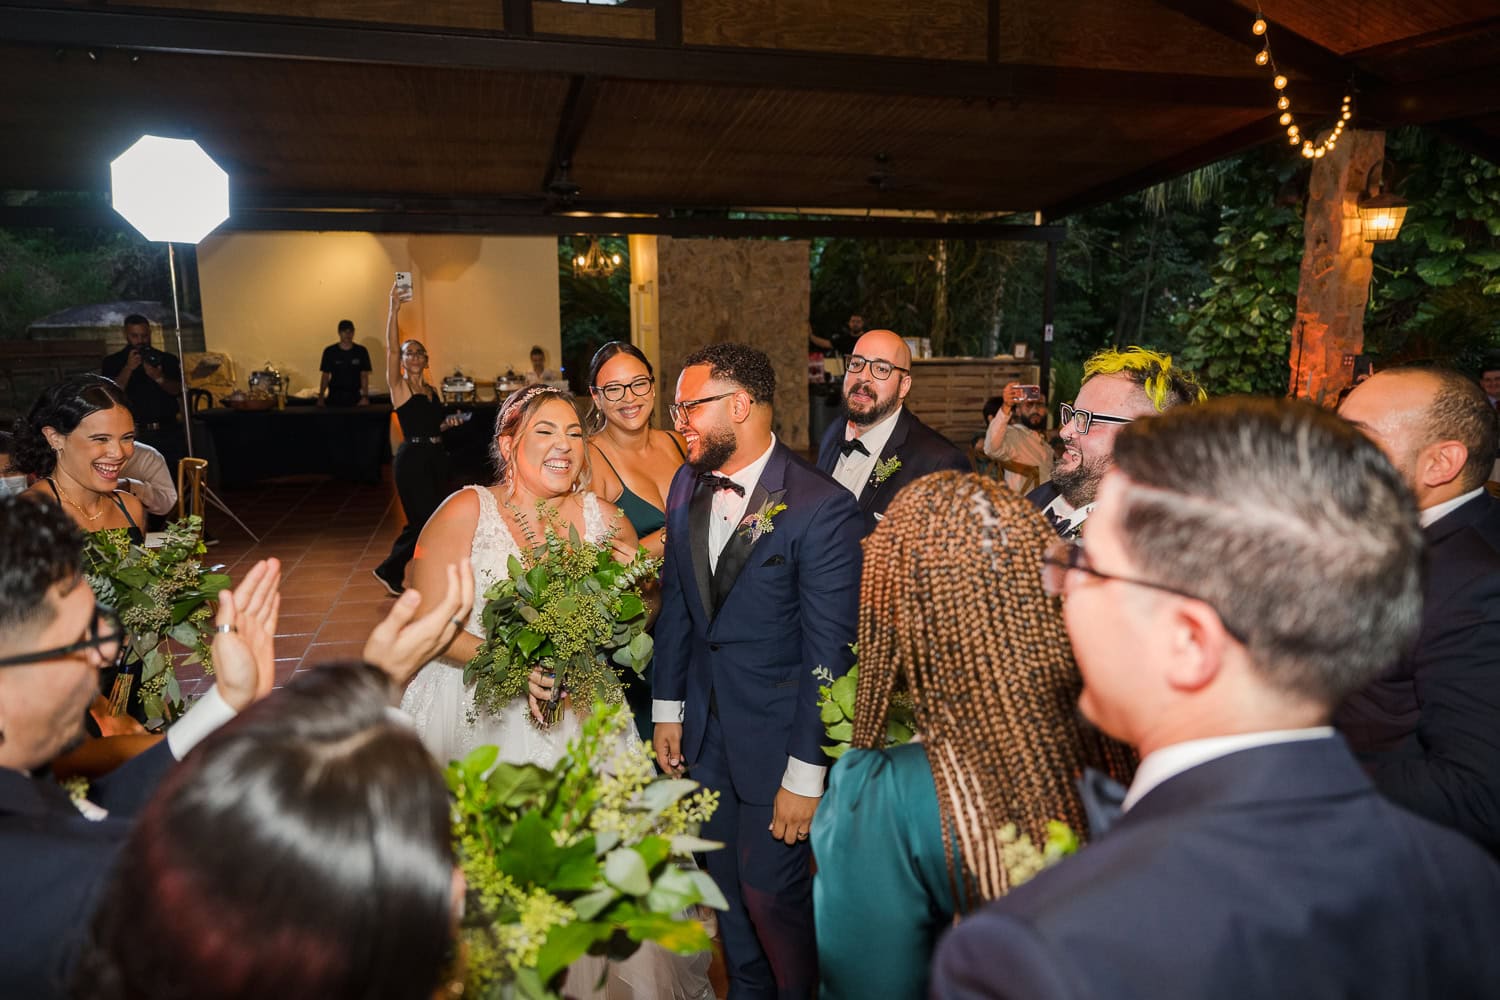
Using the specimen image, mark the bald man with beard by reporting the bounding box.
[816,329,970,536]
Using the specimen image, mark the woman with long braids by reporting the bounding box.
[812,471,1135,999]
[372,281,463,596]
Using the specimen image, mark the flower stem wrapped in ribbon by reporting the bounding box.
[466,507,661,727]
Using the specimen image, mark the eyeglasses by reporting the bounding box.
[668,391,737,425]
[0,603,127,670]
[845,355,909,381]
[594,376,654,402]
[1059,402,1135,436]
[1040,540,1247,643]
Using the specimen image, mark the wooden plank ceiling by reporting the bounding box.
[0,0,1495,232]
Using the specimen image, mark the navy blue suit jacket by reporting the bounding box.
[817,408,970,536]
[1337,491,1500,854]
[931,737,1500,999]
[0,741,176,999]
[654,441,862,804]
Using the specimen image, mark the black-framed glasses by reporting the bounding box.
[1059,402,1135,436]
[1040,540,1247,643]
[668,391,737,424]
[0,603,127,670]
[594,376,654,402]
[845,355,909,381]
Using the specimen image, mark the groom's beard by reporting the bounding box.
[688,426,738,474]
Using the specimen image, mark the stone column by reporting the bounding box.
[1288,129,1386,405]
[655,238,812,449]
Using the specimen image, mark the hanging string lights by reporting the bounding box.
[1251,6,1352,159]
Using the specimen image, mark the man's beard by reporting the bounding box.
[1051,451,1112,508]
[1016,408,1048,432]
[688,425,738,474]
[842,381,898,428]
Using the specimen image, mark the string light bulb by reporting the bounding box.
[1252,6,1354,162]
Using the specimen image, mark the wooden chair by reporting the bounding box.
[998,459,1041,495]
[177,457,208,521]
[186,387,215,412]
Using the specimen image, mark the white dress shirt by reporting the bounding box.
[1041,493,1093,536]
[832,406,902,501]
[1122,727,1335,812]
[119,442,178,516]
[1419,486,1485,528]
[654,435,828,797]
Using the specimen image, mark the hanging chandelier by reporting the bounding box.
[573,238,622,278]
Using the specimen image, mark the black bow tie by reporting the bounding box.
[1078,767,1128,837]
[838,437,870,457]
[697,473,745,497]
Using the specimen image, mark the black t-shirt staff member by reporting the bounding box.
[318,319,373,407]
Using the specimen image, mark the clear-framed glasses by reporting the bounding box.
[1040,540,1246,643]
[594,376,654,402]
[845,355,909,381]
[0,603,127,670]
[668,390,737,425]
[1059,402,1135,436]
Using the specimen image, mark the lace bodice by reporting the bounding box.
[462,485,610,634]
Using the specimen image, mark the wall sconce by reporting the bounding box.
[1358,159,1408,244]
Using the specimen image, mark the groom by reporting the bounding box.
[654,343,862,999]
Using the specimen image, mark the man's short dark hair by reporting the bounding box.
[1110,396,1423,707]
[1404,366,1498,491]
[0,495,85,647]
[983,396,1004,422]
[337,319,354,334]
[680,343,776,405]
[122,314,150,329]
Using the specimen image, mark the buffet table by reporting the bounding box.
[196,404,394,487]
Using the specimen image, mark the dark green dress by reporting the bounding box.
[812,743,964,1000]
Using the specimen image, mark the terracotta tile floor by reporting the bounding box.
[177,472,405,698]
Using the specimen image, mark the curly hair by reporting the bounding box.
[10,374,133,477]
[680,343,776,405]
[1083,346,1205,412]
[0,494,85,646]
[490,383,592,494]
[851,472,1136,907]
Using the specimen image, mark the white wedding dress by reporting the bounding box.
[401,485,715,1000]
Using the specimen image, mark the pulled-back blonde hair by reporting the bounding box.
[491,384,592,495]
[851,472,1136,906]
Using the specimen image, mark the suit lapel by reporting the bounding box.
[688,478,714,620]
[859,409,913,513]
[817,420,842,476]
[709,445,790,616]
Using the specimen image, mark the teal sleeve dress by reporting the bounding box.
[812,743,964,1000]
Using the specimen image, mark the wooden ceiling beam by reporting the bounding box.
[1149,0,1352,83]
[0,4,1340,109]
[542,74,602,202]
[0,201,1068,240]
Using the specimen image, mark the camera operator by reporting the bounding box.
[101,314,185,470]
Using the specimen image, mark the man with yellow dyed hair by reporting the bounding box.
[1030,347,1205,537]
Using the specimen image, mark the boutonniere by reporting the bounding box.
[739,499,788,544]
[871,456,902,486]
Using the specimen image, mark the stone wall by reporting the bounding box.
[656,238,812,449]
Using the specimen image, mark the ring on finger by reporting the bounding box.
[215,623,238,634]
[449,617,465,628]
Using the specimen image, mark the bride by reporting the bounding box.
[401,383,714,999]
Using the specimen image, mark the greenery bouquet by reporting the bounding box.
[83,515,230,725]
[465,510,660,727]
[447,703,724,999]
[815,655,917,761]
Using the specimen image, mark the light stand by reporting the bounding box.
[112,136,258,542]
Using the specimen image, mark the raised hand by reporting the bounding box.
[212,558,282,712]
[363,557,474,693]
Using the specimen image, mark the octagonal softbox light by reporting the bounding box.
[110,136,229,244]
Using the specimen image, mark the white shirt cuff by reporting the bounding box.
[652,699,686,724]
[782,756,828,797]
[165,685,237,760]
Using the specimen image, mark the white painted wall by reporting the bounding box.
[196,231,561,396]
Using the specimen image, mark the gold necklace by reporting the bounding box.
[49,476,105,522]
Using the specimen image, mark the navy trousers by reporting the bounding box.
[696,714,818,1000]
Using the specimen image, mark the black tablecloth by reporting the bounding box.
[196,404,394,487]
